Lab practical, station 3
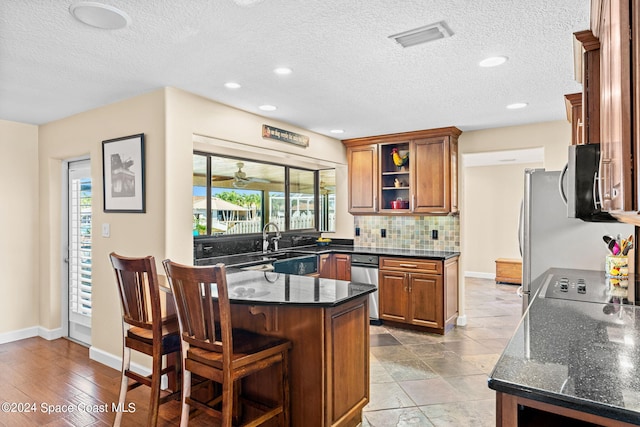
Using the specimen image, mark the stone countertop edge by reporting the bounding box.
[199,245,460,266]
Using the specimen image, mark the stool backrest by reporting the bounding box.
[109,252,161,335]
[162,260,232,364]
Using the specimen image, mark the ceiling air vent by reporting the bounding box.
[389,21,454,48]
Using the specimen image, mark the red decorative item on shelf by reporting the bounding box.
[390,199,409,209]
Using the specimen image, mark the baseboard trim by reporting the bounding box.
[0,326,39,344]
[0,326,64,344]
[89,346,167,388]
[39,326,64,341]
[456,315,468,326]
[89,346,151,374]
[465,271,495,280]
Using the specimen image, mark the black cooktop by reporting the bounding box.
[540,268,634,305]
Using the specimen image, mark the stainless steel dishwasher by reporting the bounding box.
[350,254,380,324]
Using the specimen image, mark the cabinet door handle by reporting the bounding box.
[400,263,418,268]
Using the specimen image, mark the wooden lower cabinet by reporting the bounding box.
[496,391,636,427]
[379,256,458,334]
[319,253,352,281]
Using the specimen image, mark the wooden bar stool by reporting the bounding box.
[162,259,291,427]
[109,253,181,427]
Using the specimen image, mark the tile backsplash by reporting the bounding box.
[354,215,460,252]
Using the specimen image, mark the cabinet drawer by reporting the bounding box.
[380,257,442,274]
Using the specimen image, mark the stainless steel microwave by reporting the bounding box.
[563,144,616,222]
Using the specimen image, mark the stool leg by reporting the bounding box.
[180,369,192,427]
[147,348,162,427]
[222,377,233,427]
[114,346,131,427]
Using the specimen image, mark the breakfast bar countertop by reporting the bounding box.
[488,281,640,425]
[221,269,376,307]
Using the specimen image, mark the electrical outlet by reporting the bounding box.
[381,228,386,238]
[432,229,438,240]
[102,223,110,238]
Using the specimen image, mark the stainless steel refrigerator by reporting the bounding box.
[518,169,633,312]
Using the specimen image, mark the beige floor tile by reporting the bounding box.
[365,382,416,411]
[379,359,439,382]
[419,399,496,427]
[364,277,520,425]
[398,377,467,406]
[363,408,435,427]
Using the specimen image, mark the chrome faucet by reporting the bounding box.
[262,222,281,253]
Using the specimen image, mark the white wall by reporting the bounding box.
[164,87,351,265]
[463,162,542,276]
[459,120,571,277]
[0,120,40,339]
[31,87,349,364]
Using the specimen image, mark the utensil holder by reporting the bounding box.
[606,255,629,278]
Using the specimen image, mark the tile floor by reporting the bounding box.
[361,277,522,427]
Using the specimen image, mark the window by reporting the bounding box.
[319,169,336,232]
[289,168,315,230]
[193,153,336,236]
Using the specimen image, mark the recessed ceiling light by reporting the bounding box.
[259,105,277,111]
[479,56,508,67]
[330,129,344,134]
[274,67,293,75]
[69,1,131,30]
[224,82,241,89]
[506,102,528,110]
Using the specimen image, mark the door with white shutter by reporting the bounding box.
[67,160,92,345]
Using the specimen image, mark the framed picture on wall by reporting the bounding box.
[102,133,145,213]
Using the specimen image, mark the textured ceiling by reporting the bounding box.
[0,0,590,139]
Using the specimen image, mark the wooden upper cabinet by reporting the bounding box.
[343,127,461,215]
[573,30,601,145]
[564,93,583,145]
[594,0,633,211]
[412,137,457,213]
[346,144,378,213]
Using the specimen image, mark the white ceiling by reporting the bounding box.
[0,0,590,139]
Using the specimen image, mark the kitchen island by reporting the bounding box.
[488,271,640,426]
[184,269,376,427]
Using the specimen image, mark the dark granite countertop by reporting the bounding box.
[488,273,640,424]
[221,270,376,307]
[196,245,459,266]
[293,245,460,260]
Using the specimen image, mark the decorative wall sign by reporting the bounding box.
[102,133,146,213]
[262,124,309,147]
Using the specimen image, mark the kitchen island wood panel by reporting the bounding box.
[230,296,369,427]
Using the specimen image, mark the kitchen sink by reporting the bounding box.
[265,251,314,260]
[241,263,275,271]
[197,250,318,274]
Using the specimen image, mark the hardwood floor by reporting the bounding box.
[0,278,520,426]
[0,337,212,427]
